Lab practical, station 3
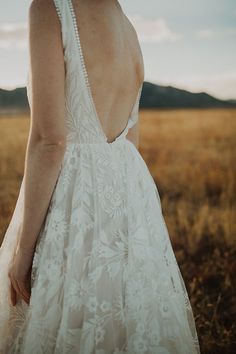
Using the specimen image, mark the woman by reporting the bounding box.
[0,0,200,353]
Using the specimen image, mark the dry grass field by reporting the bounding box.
[0,108,236,353]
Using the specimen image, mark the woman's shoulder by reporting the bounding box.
[28,0,61,36]
[122,13,140,41]
[29,0,58,21]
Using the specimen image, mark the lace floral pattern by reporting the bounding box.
[0,0,200,353]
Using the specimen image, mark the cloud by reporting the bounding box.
[127,15,183,43]
[0,22,28,49]
[195,29,216,39]
[0,16,183,48]
[195,27,236,39]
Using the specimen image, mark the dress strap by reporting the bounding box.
[53,0,62,21]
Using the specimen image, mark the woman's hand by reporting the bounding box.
[8,244,35,306]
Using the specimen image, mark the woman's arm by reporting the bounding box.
[17,0,66,252]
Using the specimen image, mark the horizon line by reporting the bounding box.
[0,81,235,102]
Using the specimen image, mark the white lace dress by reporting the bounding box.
[0,0,201,353]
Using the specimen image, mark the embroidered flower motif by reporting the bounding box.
[160,302,170,318]
[100,301,111,312]
[87,296,97,313]
[130,334,147,353]
[95,326,105,344]
[49,209,68,243]
[97,181,124,218]
[136,322,146,334]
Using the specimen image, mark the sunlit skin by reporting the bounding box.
[7,0,144,306]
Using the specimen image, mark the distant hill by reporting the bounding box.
[0,81,235,114]
[227,98,236,105]
[140,82,236,109]
[0,87,29,114]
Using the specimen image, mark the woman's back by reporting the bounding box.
[70,0,144,143]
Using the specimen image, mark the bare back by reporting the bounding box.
[71,0,144,143]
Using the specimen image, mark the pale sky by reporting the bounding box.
[0,0,235,100]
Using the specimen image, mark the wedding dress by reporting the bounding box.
[0,0,200,353]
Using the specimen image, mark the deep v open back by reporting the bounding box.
[67,0,143,144]
[0,1,201,353]
[39,0,143,146]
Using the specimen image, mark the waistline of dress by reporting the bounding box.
[65,137,130,146]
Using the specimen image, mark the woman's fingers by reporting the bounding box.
[10,281,17,306]
[9,277,21,306]
[17,280,31,304]
[9,275,31,306]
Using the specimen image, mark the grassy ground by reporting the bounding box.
[139,108,236,353]
[1,109,236,353]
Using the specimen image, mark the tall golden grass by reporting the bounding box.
[139,108,236,353]
[1,109,236,353]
